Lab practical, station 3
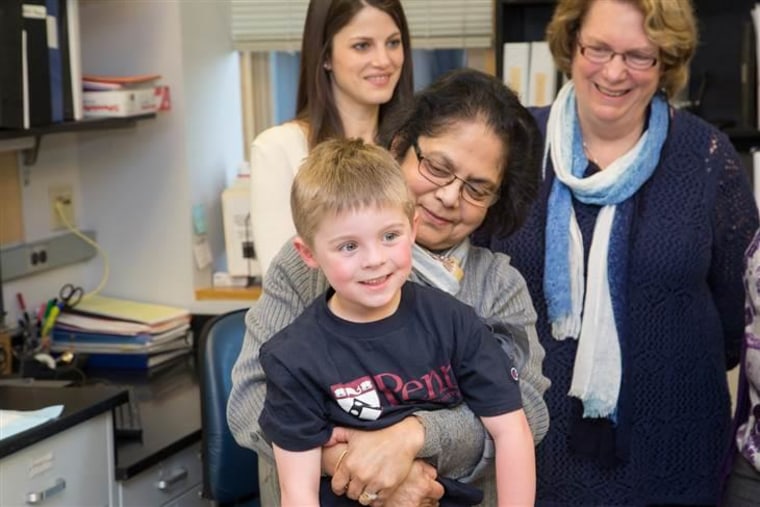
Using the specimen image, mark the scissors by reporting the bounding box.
[59,283,84,310]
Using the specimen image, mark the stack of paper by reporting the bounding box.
[0,405,64,441]
[51,295,192,370]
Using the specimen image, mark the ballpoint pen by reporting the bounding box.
[16,292,30,325]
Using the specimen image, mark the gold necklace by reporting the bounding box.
[582,141,600,166]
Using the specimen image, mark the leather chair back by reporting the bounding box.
[199,309,260,506]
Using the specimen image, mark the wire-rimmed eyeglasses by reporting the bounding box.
[577,41,658,70]
[412,141,499,208]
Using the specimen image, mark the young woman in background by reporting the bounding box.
[249,0,413,274]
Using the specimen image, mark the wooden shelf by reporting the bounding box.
[195,286,262,301]
[0,114,157,165]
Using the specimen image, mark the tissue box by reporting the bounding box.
[83,87,159,118]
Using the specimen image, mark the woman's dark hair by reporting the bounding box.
[296,0,414,149]
[385,68,542,238]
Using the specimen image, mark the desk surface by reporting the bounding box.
[0,384,128,459]
[87,356,201,480]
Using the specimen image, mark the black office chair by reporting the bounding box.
[199,309,261,507]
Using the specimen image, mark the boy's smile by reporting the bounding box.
[295,204,416,323]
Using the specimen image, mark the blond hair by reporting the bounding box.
[291,138,415,246]
[546,0,697,98]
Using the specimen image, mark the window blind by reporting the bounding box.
[230,0,493,52]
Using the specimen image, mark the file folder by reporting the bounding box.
[527,41,558,107]
[502,42,530,104]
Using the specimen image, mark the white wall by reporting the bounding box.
[2,0,246,322]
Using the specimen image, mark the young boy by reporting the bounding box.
[258,138,535,506]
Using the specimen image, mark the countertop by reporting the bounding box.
[0,383,128,459]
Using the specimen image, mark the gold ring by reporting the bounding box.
[358,491,379,505]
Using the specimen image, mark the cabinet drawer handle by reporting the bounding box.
[156,467,188,491]
[26,478,66,505]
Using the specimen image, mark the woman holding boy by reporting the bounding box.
[229,69,549,505]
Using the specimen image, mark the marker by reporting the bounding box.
[41,302,64,338]
[43,298,57,320]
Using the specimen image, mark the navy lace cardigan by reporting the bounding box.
[475,106,758,505]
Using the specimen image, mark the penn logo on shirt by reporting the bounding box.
[331,376,382,421]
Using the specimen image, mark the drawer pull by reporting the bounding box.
[26,478,66,505]
[156,467,188,491]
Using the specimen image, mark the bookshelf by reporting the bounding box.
[0,114,156,165]
[194,286,262,301]
[2,0,245,333]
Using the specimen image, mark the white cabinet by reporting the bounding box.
[0,412,114,507]
[161,483,206,507]
[114,442,205,507]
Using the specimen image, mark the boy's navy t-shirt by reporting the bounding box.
[259,282,522,452]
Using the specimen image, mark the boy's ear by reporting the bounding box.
[293,236,320,269]
[411,211,419,241]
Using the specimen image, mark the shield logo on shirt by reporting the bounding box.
[331,376,382,421]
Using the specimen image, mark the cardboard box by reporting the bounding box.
[83,87,158,118]
[0,152,23,246]
[0,332,12,375]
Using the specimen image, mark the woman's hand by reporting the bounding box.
[327,417,426,502]
[373,459,444,507]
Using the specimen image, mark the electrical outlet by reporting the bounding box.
[48,184,76,230]
[27,244,48,272]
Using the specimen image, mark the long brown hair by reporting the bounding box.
[295,0,414,148]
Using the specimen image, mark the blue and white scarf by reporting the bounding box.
[543,81,669,418]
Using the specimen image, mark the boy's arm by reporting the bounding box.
[481,410,535,507]
[273,444,322,507]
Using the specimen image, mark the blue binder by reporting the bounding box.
[46,0,63,122]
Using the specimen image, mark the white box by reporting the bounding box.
[222,176,262,278]
[82,87,158,118]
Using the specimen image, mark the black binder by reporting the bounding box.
[0,1,24,129]
[23,0,52,127]
[58,0,74,120]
